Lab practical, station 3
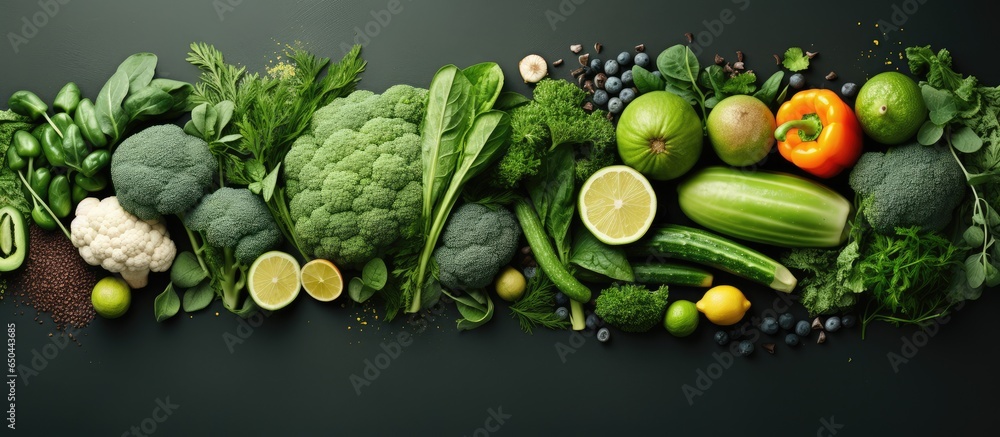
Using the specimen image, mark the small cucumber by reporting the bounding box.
[513,199,591,303]
[632,262,714,288]
[633,225,797,293]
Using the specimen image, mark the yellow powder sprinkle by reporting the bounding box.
[873,40,879,46]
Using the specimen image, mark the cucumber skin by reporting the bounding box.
[513,200,592,303]
[677,167,851,248]
[635,225,795,292]
[632,263,713,288]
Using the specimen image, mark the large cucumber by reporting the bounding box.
[632,262,714,288]
[677,166,851,248]
[633,225,797,293]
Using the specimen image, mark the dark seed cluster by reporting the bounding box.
[7,225,99,330]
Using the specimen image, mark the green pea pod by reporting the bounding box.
[53,82,81,115]
[38,125,65,167]
[51,112,74,137]
[74,98,107,148]
[12,130,41,158]
[28,167,51,200]
[5,147,26,171]
[74,172,107,192]
[8,90,48,121]
[30,205,57,231]
[81,149,110,177]
[71,182,88,204]
[47,175,72,218]
[61,124,89,171]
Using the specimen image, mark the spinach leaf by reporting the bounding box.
[123,86,174,120]
[753,71,785,105]
[951,125,983,153]
[569,228,634,282]
[657,45,701,85]
[115,52,157,93]
[362,258,388,289]
[454,110,511,185]
[154,283,181,322]
[170,251,208,289]
[493,91,531,111]
[462,62,504,115]
[631,65,666,94]
[348,277,377,303]
[421,65,474,231]
[261,164,280,202]
[443,288,494,330]
[917,120,945,145]
[182,280,215,312]
[94,69,129,142]
[527,144,575,263]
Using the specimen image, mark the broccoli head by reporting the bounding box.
[111,124,216,220]
[432,203,522,291]
[284,85,427,266]
[184,187,281,265]
[490,78,616,188]
[594,283,670,333]
[849,142,966,234]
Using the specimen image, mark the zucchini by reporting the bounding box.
[632,262,713,288]
[633,225,797,293]
[0,206,27,272]
[677,166,851,248]
[513,199,591,303]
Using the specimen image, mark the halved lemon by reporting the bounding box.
[300,258,344,302]
[578,165,657,245]
[247,251,301,311]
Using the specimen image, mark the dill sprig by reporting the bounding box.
[510,271,570,334]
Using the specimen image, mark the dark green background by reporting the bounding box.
[2,0,998,435]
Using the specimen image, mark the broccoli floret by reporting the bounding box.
[184,187,281,266]
[432,203,521,291]
[594,283,670,333]
[849,142,966,234]
[284,85,427,266]
[111,124,216,220]
[490,78,616,188]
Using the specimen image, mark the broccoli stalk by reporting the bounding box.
[182,221,247,312]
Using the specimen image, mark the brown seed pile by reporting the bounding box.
[8,225,99,329]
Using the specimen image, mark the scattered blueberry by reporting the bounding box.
[607,97,624,114]
[824,316,842,332]
[841,314,857,328]
[841,82,858,97]
[789,73,806,89]
[651,70,662,79]
[736,340,755,357]
[555,306,569,321]
[785,333,800,347]
[616,51,632,66]
[778,313,795,330]
[621,70,634,87]
[554,291,569,306]
[619,88,637,104]
[795,320,811,337]
[714,330,730,346]
[728,329,744,341]
[603,59,620,76]
[634,52,651,68]
[759,317,779,335]
[597,327,611,343]
[605,77,623,95]
[522,266,537,280]
[592,89,609,106]
[585,313,602,329]
[589,58,603,73]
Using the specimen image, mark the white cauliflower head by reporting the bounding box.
[70,196,176,288]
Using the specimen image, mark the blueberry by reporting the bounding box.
[728,329,744,341]
[620,70,634,87]
[554,292,569,306]
[592,89,609,106]
[555,306,569,321]
[585,313,603,329]
[778,313,795,330]
[607,97,624,114]
[616,51,632,66]
[789,73,806,89]
[841,82,859,97]
[795,320,811,337]
[824,316,842,332]
[619,88,637,104]
[841,315,857,328]
[651,70,662,79]
[736,340,754,357]
[603,60,620,76]
[590,58,603,73]
[759,317,779,335]
[597,327,611,343]
[522,266,537,280]
[605,77,623,95]
[785,333,800,347]
[714,330,730,346]
[634,52,651,68]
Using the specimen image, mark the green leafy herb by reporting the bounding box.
[509,271,570,334]
[182,280,215,312]
[442,288,494,330]
[349,258,388,303]
[569,228,634,282]
[527,144,576,263]
[170,251,208,289]
[154,283,181,322]
[782,47,811,72]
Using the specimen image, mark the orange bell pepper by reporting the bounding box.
[774,89,863,178]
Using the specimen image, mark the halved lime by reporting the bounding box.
[247,251,301,311]
[578,165,657,245]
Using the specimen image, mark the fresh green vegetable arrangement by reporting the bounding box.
[3,34,999,355]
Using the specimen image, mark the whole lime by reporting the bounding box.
[707,95,776,166]
[91,276,131,319]
[494,266,526,302]
[616,91,703,181]
[855,71,927,145]
[664,300,700,337]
